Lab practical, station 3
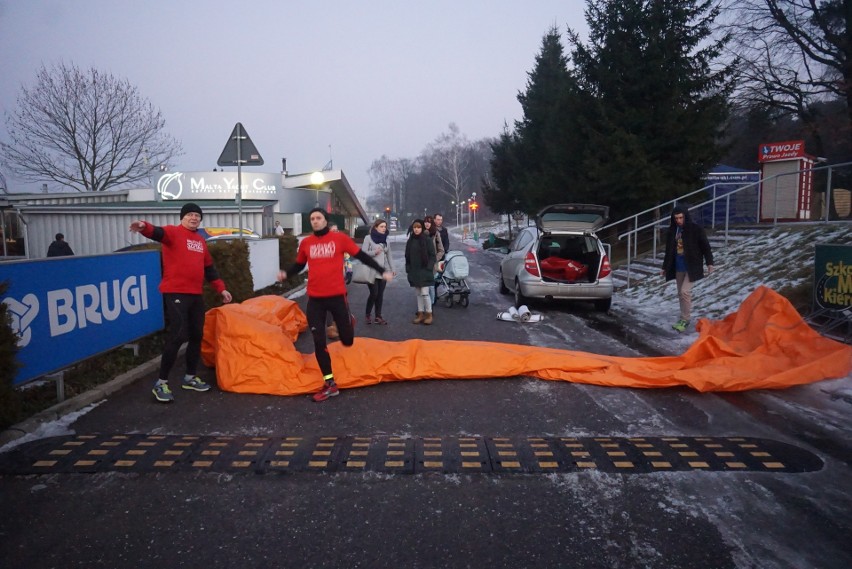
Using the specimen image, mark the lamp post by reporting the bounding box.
[310,171,325,207]
[471,192,477,238]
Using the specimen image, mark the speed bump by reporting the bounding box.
[0,435,823,475]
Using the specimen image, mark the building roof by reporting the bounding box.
[284,170,368,223]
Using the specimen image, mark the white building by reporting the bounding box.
[0,169,368,259]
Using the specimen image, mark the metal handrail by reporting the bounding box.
[613,160,852,289]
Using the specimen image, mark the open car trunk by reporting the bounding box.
[536,234,601,284]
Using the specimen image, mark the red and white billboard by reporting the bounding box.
[758,140,806,163]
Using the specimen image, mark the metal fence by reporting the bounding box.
[601,161,852,289]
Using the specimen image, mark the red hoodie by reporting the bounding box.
[297,231,362,297]
[140,223,226,295]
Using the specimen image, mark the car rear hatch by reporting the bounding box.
[535,204,609,234]
[533,204,610,286]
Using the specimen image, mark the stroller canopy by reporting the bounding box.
[443,250,469,279]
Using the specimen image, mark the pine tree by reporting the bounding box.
[489,27,585,214]
[570,0,735,219]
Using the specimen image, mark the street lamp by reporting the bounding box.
[310,171,325,207]
[471,192,477,238]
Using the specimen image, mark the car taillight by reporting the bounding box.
[598,254,612,278]
[524,252,540,277]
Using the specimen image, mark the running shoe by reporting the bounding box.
[152,382,174,403]
[374,316,388,325]
[182,376,211,392]
[312,383,340,402]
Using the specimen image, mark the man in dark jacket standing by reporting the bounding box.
[433,213,449,253]
[46,233,74,257]
[660,206,714,332]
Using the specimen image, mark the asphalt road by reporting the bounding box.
[1,236,850,569]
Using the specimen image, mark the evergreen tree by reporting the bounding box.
[489,27,585,215]
[514,27,584,210]
[569,0,735,219]
[486,126,524,216]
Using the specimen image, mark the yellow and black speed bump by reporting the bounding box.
[0,435,823,475]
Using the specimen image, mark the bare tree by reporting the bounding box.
[723,0,852,150]
[367,155,413,214]
[422,123,474,206]
[0,62,182,192]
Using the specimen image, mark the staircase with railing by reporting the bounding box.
[599,160,852,291]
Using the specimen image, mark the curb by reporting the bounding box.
[0,353,169,448]
[0,287,306,449]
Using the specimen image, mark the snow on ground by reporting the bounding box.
[0,401,104,453]
[471,218,852,433]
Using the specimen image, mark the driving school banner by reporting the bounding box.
[0,251,164,386]
[814,244,852,310]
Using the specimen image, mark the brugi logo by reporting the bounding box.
[2,276,150,344]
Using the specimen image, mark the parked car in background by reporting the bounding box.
[499,204,613,311]
[114,227,261,252]
[198,227,261,242]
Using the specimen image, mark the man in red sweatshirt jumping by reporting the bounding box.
[129,203,233,403]
[278,208,392,402]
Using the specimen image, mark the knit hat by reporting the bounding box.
[309,207,329,221]
[180,202,203,220]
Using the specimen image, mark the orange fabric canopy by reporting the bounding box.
[201,286,851,396]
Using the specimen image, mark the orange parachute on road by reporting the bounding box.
[201,286,851,396]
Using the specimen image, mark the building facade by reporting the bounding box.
[0,169,368,259]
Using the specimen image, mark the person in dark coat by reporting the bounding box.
[46,233,74,257]
[661,206,715,332]
[405,219,437,325]
[433,212,450,253]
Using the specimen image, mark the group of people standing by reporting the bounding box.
[129,200,714,406]
[129,202,456,405]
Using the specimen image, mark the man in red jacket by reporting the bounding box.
[129,203,233,403]
[278,208,392,402]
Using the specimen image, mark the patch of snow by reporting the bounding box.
[0,400,104,454]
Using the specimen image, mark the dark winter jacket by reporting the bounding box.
[405,233,437,287]
[46,240,74,257]
[662,207,714,282]
[436,225,449,253]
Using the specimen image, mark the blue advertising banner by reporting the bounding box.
[0,251,164,386]
[814,244,852,310]
[698,170,760,226]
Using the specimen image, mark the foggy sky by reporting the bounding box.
[0,0,587,200]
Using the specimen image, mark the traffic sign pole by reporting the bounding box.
[236,123,243,238]
[217,122,264,240]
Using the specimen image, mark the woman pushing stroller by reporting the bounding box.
[423,215,445,306]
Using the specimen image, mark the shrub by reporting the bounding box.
[0,236,304,431]
[0,281,22,429]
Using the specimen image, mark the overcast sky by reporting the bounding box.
[0,0,588,199]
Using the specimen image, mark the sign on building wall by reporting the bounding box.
[758,140,806,163]
[0,251,164,386]
[814,244,852,311]
[155,171,280,201]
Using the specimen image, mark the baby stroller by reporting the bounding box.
[435,250,471,308]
